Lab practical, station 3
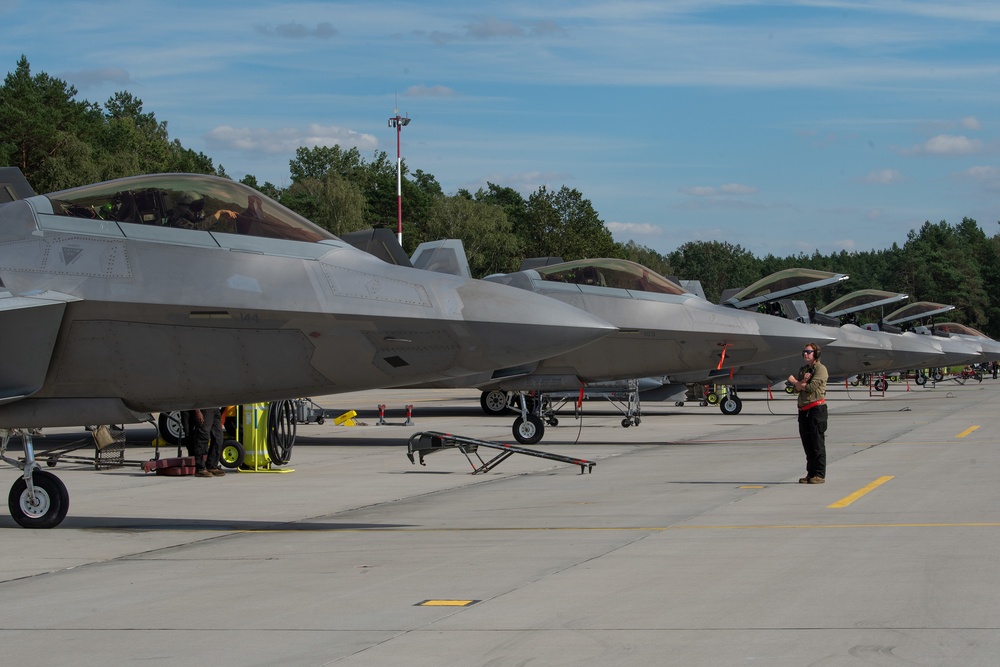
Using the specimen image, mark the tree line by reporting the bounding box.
[3,56,998,337]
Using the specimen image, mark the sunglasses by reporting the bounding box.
[802,349,815,355]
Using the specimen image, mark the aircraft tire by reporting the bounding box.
[8,470,69,529]
[621,418,631,428]
[915,375,927,386]
[706,393,720,405]
[932,370,944,382]
[513,415,544,445]
[220,439,245,469]
[874,378,888,392]
[719,395,742,415]
[158,411,184,446]
[480,390,510,416]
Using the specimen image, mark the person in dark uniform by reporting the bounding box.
[788,342,829,484]
[181,408,226,477]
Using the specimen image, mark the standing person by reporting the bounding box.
[181,408,226,477]
[788,342,829,484]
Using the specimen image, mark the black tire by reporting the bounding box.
[932,369,944,382]
[720,395,742,415]
[874,378,888,392]
[220,439,245,469]
[915,375,927,386]
[480,390,509,416]
[513,414,544,445]
[158,411,184,446]
[8,470,69,529]
[621,418,631,428]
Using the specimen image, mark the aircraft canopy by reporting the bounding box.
[535,258,688,295]
[44,173,337,244]
[722,267,849,309]
[817,289,908,317]
[883,301,955,326]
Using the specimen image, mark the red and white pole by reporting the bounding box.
[388,111,411,247]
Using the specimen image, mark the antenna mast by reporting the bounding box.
[388,97,411,247]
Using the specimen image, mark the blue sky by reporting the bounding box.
[2,1,998,258]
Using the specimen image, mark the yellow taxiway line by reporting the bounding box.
[828,475,894,508]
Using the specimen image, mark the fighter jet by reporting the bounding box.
[441,258,835,443]
[877,301,986,375]
[0,171,615,527]
[931,323,1000,363]
[672,274,949,411]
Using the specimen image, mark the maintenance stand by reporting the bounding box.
[406,431,596,475]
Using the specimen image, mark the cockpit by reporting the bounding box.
[535,258,688,295]
[43,173,337,244]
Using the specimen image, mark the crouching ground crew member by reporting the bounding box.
[788,342,828,484]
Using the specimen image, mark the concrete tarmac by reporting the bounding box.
[1,378,999,665]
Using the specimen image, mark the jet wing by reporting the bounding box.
[0,290,77,404]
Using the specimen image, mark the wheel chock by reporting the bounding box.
[143,456,196,475]
[333,410,358,426]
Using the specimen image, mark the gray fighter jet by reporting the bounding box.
[672,274,950,411]
[0,171,615,527]
[931,323,1000,363]
[441,258,835,443]
[878,302,986,377]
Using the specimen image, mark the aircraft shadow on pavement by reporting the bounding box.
[0,516,415,531]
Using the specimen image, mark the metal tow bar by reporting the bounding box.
[406,431,595,474]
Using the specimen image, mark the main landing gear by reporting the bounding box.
[491,380,644,445]
[2,429,70,528]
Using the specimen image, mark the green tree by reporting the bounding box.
[422,195,521,277]
[614,240,675,281]
[895,220,988,326]
[522,185,616,260]
[280,172,367,235]
[0,55,103,192]
[668,240,759,304]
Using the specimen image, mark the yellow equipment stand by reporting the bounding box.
[239,402,294,474]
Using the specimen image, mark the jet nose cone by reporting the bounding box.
[455,280,616,372]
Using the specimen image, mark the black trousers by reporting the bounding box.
[182,408,224,470]
[797,403,828,478]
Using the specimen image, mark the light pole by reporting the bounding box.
[388,109,411,247]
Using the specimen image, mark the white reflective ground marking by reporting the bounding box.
[828,475,894,509]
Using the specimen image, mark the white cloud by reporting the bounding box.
[864,169,902,184]
[60,67,132,88]
[405,84,456,97]
[205,124,377,155]
[961,116,982,130]
[959,165,1000,191]
[254,22,336,39]
[607,221,660,236]
[907,134,983,156]
[720,183,757,195]
[679,183,757,196]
